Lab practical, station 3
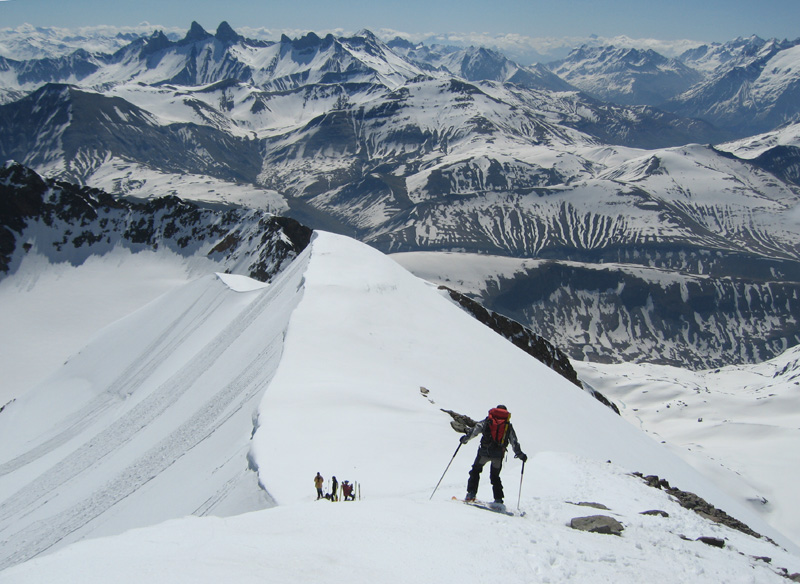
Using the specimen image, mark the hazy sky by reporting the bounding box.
[1,0,797,43]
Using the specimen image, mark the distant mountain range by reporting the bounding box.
[550,36,800,136]
[2,25,799,136]
[1,22,799,369]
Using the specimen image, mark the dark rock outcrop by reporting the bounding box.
[696,536,725,548]
[0,162,312,283]
[640,509,670,518]
[634,473,771,543]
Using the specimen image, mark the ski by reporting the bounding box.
[452,497,525,517]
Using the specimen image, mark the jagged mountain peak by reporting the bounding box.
[557,43,674,70]
[181,21,213,44]
[731,34,769,55]
[142,29,172,54]
[215,21,242,45]
[352,28,380,42]
[386,36,419,52]
[287,31,334,51]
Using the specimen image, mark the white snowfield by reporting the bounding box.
[0,232,798,582]
[577,354,800,551]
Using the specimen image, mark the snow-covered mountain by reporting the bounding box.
[0,22,425,101]
[4,24,799,139]
[0,84,269,184]
[0,162,306,282]
[549,45,703,106]
[2,23,800,370]
[387,38,575,92]
[1,230,798,581]
[718,121,800,159]
[394,250,800,369]
[1,22,800,576]
[0,25,709,65]
[678,35,783,73]
[0,23,181,61]
[716,122,800,187]
[665,38,800,137]
[543,36,800,138]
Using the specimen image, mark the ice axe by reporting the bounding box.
[517,459,526,510]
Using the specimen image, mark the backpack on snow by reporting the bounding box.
[485,407,510,446]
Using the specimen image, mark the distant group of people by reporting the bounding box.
[314,472,356,501]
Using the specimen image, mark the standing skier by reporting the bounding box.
[331,475,339,501]
[460,405,527,505]
[314,472,324,500]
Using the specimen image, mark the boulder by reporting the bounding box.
[569,515,624,536]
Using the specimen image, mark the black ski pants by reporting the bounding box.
[467,454,504,501]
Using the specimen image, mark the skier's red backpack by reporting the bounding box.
[486,407,510,445]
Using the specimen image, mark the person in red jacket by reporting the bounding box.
[342,480,355,501]
[460,405,527,505]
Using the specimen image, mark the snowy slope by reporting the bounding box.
[717,121,800,159]
[576,347,800,550]
[0,260,306,568]
[0,248,221,405]
[1,232,799,581]
[2,455,798,584]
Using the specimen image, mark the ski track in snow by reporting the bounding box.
[0,265,302,570]
[0,290,221,478]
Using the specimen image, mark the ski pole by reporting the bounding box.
[430,442,462,500]
[517,460,526,511]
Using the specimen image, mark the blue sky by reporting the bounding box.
[1,0,797,43]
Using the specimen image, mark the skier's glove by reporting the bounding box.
[459,434,470,444]
[515,452,528,462]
